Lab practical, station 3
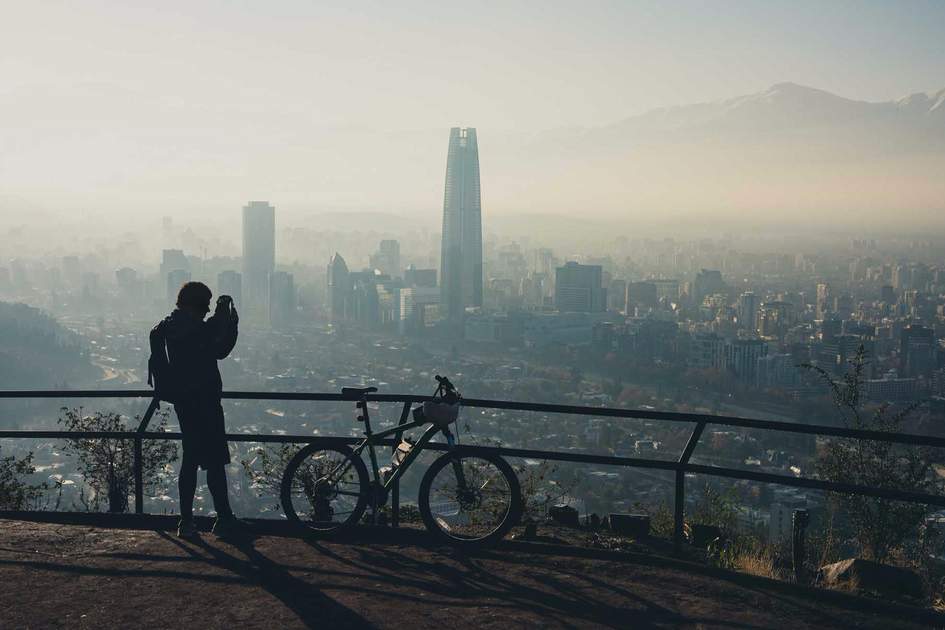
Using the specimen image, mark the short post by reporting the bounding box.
[792,509,810,584]
[674,421,705,553]
[674,469,685,552]
[134,438,143,514]
[134,398,160,515]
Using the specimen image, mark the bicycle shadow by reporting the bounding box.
[301,537,758,629]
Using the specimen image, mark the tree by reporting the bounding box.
[691,480,739,532]
[58,407,178,513]
[804,346,936,562]
[516,459,575,523]
[0,447,46,510]
[241,443,303,511]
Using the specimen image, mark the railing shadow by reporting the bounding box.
[3,511,942,629]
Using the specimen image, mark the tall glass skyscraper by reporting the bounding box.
[440,127,482,325]
[242,201,275,322]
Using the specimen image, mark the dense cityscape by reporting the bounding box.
[1,125,943,548]
[5,2,945,625]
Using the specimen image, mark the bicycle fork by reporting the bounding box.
[442,427,472,492]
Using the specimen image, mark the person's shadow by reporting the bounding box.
[158,530,372,629]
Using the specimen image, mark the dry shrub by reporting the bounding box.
[734,544,781,580]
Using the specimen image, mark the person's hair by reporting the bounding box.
[176,281,212,310]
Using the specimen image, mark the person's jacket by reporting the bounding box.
[153,308,237,398]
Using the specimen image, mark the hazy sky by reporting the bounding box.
[2,1,945,223]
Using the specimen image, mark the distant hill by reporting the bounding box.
[562,82,945,154]
[0,302,97,389]
[486,83,945,227]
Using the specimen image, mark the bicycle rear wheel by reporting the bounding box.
[418,449,522,548]
[280,441,368,535]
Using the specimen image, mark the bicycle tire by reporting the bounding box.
[280,441,369,536]
[418,448,522,548]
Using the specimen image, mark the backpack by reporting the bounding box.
[148,321,181,404]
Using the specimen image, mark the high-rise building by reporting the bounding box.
[327,253,351,324]
[689,332,726,370]
[555,262,605,313]
[737,291,759,333]
[404,266,437,288]
[759,301,793,341]
[400,287,441,335]
[217,270,242,308]
[726,338,769,385]
[160,249,189,282]
[693,269,724,304]
[626,281,658,314]
[892,264,911,291]
[880,285,896,304]
[269,271,295,329]
[440,127,482,324]
[242,201,275,322]
[370,240,401,278]
[167,269,192,307]
[652,279,680,302]
[816,282,832,320]
[901,324,935,378]
[608,279,627,312]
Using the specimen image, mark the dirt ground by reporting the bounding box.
[0,515,940,629]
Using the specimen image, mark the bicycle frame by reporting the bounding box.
[325,398,461,500]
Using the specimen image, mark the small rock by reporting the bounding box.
[609,513,650,538]
[549,504,580,528]
[524,521,537,539]
[818,558,924,600]
[689,524,722,549]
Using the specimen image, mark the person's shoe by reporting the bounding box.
[177,517,198,538]
[212,515,252,539]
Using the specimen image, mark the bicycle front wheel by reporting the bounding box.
[280,441,368,535]
[418,449,522,547]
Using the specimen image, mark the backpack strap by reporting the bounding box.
[148,320,168,388]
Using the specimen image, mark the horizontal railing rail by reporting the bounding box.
[2,388,944,551]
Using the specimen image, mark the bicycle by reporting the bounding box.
[280,376,522,547]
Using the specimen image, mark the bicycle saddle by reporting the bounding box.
[342,386,378,397]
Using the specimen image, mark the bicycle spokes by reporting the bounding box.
[288,448,365,526]
[426,456,513,538]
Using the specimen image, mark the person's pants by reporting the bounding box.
[174,396,233,520]
[178,456,233,520]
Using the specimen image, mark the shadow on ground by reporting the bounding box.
[0,511,940,629]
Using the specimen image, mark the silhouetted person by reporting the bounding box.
[151,281,242,537]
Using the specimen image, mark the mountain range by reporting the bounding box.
[484,83,945,227]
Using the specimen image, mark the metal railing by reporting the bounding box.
[2,388,945,551]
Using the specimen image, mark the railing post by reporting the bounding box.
[674,468,685,552]
[391,401,412,528]
[675,421,706,553]
[792,509,810,584]
[134,398,160,515]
